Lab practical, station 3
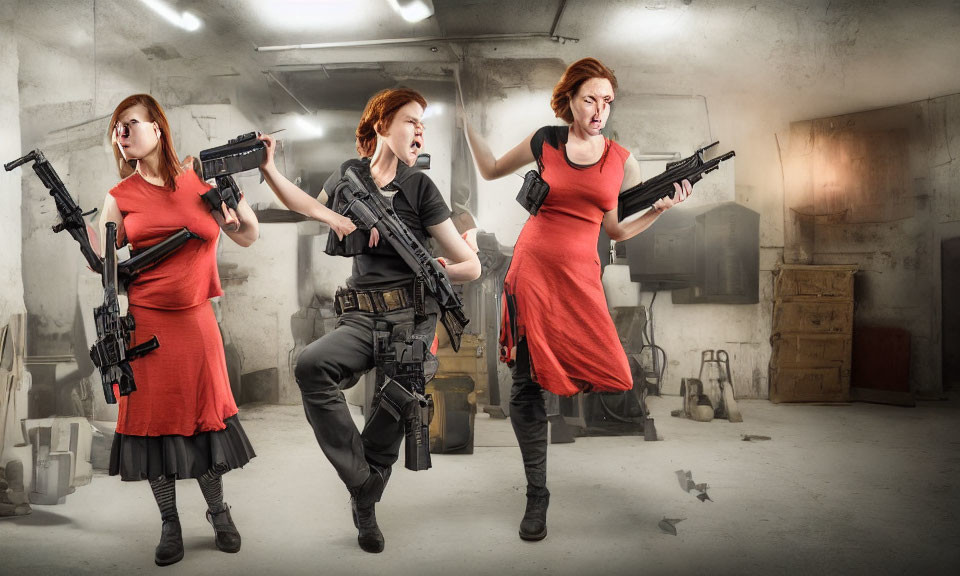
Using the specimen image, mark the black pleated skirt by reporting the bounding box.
[109,414,256,481]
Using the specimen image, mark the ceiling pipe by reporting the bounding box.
[264,71,313,114]
[256,32,578,52]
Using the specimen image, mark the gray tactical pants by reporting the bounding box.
[295,306,437,490]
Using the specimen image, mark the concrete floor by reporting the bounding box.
[1,394,959,576]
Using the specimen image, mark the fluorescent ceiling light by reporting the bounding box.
[296,116,325,138]
[140,0,203,31]
[386,0,434,23]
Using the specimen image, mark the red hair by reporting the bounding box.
[108,94,182,189]
[355,88,428,157]
[550,58,619,124]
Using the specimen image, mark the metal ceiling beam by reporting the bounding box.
[256,32,578,53]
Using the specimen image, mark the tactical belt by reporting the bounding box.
[335,285,414,315]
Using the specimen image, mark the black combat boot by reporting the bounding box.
[206,502,241,553]
[518,493,549,541]
[349,466,391,553]
[155,518,184,566]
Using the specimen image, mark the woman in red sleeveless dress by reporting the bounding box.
[99,94,260,566]
[465,58,692,541]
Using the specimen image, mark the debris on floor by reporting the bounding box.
[658,517,685,535]
[675,469,712,502]
[741,434,772,441]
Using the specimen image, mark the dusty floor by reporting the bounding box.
[1,394,959,576]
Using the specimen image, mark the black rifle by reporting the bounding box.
[4,150,200,284]
[370,330,434,471]
[338,166,469,352]
[618,142,736,221]
[88,222,160,404]
[198,131,266,212]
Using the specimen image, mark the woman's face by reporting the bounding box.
[114,103,160,161]
[569,77,615,136]
[379,100,425,167]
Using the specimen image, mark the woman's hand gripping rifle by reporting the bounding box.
[88,222,160,404]
[339,167,469,351]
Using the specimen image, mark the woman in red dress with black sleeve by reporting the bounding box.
[464,58,693,541]
[99,94,260,566]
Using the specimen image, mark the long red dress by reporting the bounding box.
[109,167,238,437]
[500,126,633,397]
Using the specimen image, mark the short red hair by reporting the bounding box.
[355,88,428,158]
[550,58,619,124]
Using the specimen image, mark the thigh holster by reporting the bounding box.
[366,321,436,471]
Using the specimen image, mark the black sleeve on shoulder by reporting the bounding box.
[529,126,564,169]
[414,174,452,230]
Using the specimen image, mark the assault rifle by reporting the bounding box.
[4,150,200,284]
[198,131,266,212]
[618,142,736,221]
[89,222,160,404]
[338,166,469,352]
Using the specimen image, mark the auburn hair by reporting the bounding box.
[355,88,428,157]
[550,58,619,124]
[108,94,182,189]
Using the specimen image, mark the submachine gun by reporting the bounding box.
[4,150,201,403]
[618,141,736,221]
[3,150,200,284]
[197,131,266,212]
[89,223,159,404]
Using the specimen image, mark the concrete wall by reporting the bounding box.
[0,13,25,329]
[779,94,960,397]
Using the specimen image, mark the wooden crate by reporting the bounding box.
[770,333,852,367]
[774,264,856,300]
[772,300,854,334]
[769,365,851,403]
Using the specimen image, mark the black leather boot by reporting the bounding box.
[206,502,241,553]
[348,466,391,553]
[518,494,549,541]
[155,518,184,566]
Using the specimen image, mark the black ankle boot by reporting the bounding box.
[155,518,184,566]
[349,467,390,553]
[206,502,241,553]
[519,494,549,541]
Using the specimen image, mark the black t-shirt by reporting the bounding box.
[323,158,451,289]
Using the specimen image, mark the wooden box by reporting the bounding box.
[770,333,852,367]
[769,365,851,403]
[774,264,856,300]
[772,300,854,334]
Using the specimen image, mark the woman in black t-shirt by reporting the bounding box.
[258,88,480,554]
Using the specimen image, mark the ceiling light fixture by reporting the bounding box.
[296,116,325,139]
[386,0,435,23]
[140,0,202,31]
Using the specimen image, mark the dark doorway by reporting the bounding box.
[943,237,960,391]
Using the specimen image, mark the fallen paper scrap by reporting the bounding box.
[675,470,696,493]
[741,434,772,441]
[658,517,686,535]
